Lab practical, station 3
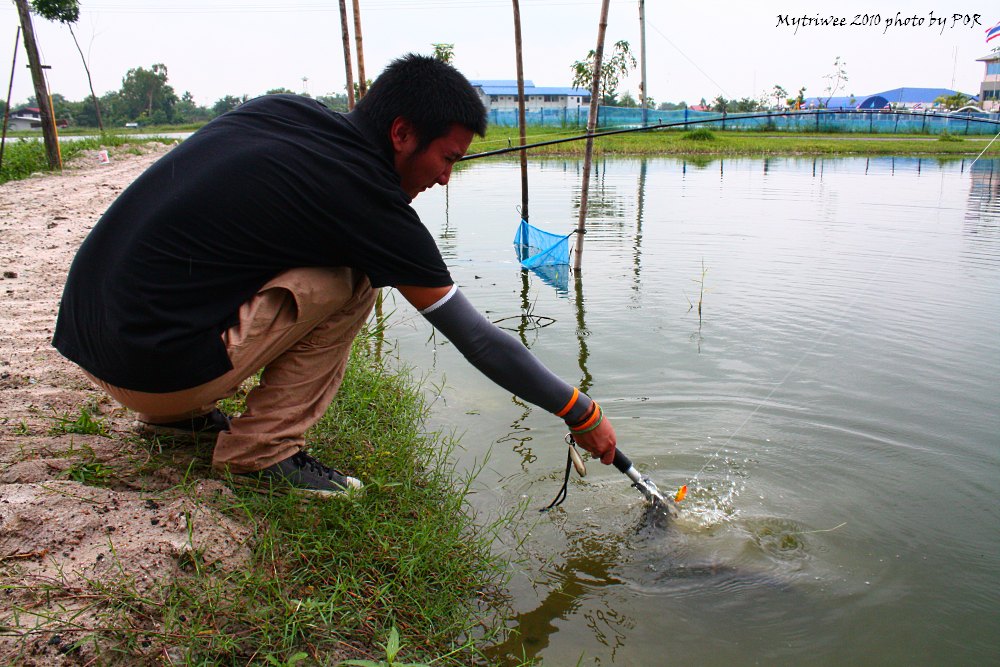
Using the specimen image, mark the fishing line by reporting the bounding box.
[688,237,913,492]
[969,127,1000,168]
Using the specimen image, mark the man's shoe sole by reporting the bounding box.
[226,472,362,498]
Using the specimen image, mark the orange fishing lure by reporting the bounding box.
[675,485,688,502]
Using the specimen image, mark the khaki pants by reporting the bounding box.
[86,267,377,473]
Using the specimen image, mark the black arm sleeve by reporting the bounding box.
[420,287,593,422]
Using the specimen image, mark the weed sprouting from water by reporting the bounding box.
[685,259,710,351]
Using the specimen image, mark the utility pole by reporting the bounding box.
[573,0,611,271]
[338,0,355,109]
[352,0,367,98]
[13,0,59,170]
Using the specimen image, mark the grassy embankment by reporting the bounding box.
[8,333,516,664]
[191,335,515,664]
[0,133,178,184]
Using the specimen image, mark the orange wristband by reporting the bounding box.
[555,387,579,418]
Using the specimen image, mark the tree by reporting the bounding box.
[822,56,848,107]
[316,93,350,112]
[771,85,787,109]
[352,79,372,101]
[796,86,807,109]
[617,91,638,108]
[711,95,729,113]
[934,92,972,110]
[212,94,247,117]
[29,0,104,131]
[120,64,178,122]
[570,39,636,105]
[174,91,211,123]
[657,101,687,111]
[431,43,454,64]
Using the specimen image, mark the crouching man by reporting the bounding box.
[53,54,616,495]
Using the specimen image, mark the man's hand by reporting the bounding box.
[571,415,617,465]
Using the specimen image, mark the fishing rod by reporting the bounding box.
[462,108,1000,162]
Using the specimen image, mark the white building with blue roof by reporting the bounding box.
[469,80,591,111]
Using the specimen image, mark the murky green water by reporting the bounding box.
[390,156,1000,665]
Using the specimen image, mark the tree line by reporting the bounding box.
[2,63,352,128]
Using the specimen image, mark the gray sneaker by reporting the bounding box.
[234,450,363,497]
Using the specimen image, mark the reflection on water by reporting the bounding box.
[398,156,1000,665]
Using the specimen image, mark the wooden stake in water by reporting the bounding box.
[573,0,611,272]
[512,0,529,221]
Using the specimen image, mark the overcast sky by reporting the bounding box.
[1,0,997,108]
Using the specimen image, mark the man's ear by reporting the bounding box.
[390,117,417,154]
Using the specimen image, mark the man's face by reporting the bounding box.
[391,119,474,200]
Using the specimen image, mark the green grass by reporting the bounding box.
[0,134,175,184]
[468,124,1000,158]
[7,331,516,665]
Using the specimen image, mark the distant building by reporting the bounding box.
[977,50,1000,112]
[804,87,977,110]
[5,106,68,131]
[469,80,591,111]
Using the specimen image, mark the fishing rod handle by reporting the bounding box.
[612,448,633,474]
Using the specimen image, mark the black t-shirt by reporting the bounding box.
[53,95,452,392]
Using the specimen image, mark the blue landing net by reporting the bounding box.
[513,219,572,293]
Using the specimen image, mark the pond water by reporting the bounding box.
[390,155,1000,665]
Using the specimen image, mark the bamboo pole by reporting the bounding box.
[338,0,355,109]
[351,0,367,98]
[573,0,610,271]
[639,0,648,126]
[512,0,529,221]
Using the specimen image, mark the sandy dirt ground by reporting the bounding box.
[0,145,256,664]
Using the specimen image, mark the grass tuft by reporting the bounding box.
[682,128,716,141]
[48,405,108,436]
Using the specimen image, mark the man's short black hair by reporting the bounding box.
[356,53,488,149]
